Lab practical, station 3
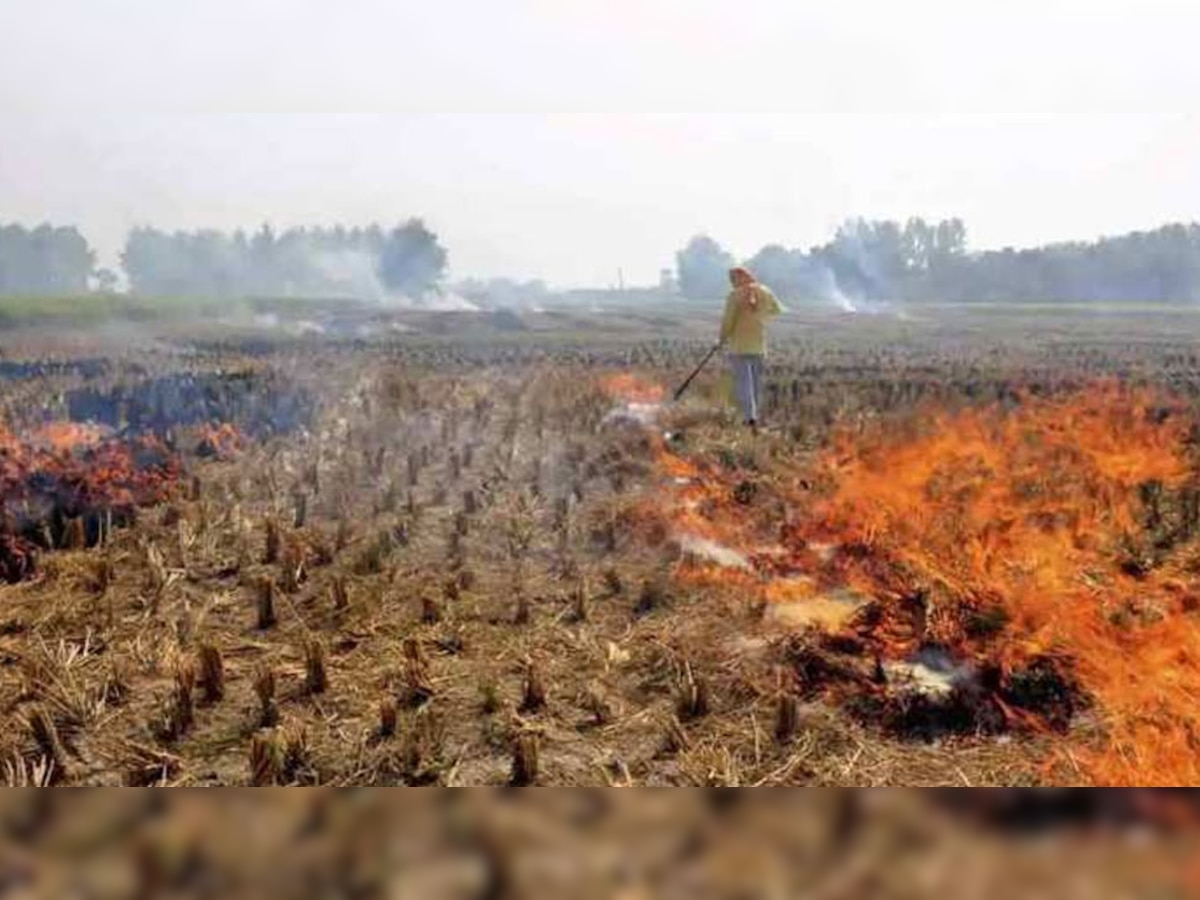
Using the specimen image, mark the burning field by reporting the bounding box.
[0,368,315,586]
[3,310,1200,802]
[0,422,179,581]
[647,379,1200,787]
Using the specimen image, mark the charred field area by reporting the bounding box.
[5,304,1200,791]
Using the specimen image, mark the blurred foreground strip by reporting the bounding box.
[0,789,1196,899]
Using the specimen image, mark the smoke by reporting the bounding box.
[811,264,858,313]
[312,249,389,303]
[120,222,450,307]
[678,535,751,570]
[406,291,479,312]
[309,250,478,311]
[601,401,661,428]
[453,278,549,311]
[818,224,901,315]
[808,260,900,316]
[740,233,901,315]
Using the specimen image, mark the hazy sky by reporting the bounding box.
[3,0,1200,286]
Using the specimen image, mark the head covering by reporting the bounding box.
[730,267,759,308]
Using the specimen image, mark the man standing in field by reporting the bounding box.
[719,266,783,431]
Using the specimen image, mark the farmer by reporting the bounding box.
[719,266,783,430]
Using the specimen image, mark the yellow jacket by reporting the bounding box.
[719,283,783,355]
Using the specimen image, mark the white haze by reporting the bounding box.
[312,250,389,304]
[2,1,1200,287]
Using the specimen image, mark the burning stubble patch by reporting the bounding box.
[0,429,179,581]
[781,631,1086,742]
[648,383,1200,782]
[780,635,864,699]
[962,604,1013,640]
[844,684,1009,742]
[1002,657,1084,732]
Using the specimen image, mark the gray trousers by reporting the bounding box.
[729,353,764,423]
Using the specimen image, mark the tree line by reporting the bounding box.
[0,224,96,296]
[123,220,447,299]
[0,220,448,299]
[676,219,1200,304]
[7,216,1200,303]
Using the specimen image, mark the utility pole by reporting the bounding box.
[617,268,625,292]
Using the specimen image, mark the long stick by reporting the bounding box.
[673,343,722,402]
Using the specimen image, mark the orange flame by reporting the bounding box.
[601,373,666,405]
[654,382,1200,785]
[811,384,1200,784]
[0,421,183,556]
[197,422,244,459]
[31,421,110,452]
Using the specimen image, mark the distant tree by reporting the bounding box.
[0,223,95,295]
[900,218,934,272]
[931,218,968,272]
[378,219,448,297]
[116,220,449,299]
[744,244,811,299]
[676,235,736,300]
[38,225,94,294]
[122,227,188,295]
[836,220,907,298]
[249,223,278,295]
